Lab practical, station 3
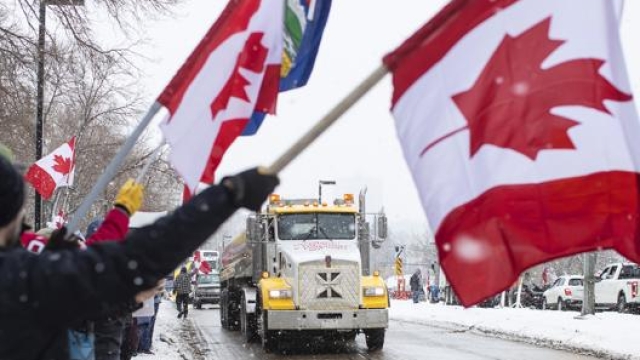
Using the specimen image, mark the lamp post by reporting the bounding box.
[318,180,336,204]
[34,0,85,229]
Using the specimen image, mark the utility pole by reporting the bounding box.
[581,252,597,315]
[34,0,85,229]
[35,0,47,229]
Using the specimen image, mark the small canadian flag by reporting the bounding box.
[25,137,76,200]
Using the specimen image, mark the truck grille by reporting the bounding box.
[298,260,360,310]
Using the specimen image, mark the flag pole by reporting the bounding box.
[266,64,388,174]
[135,143,165,183]
[66,102,163,234]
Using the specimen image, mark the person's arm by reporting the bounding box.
[85,208,130,245]
[9,168,277,327]
[86,179,143,246]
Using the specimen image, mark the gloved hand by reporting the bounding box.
[221,167,279,211]
[45,227,83,250]
[115,179,144,216]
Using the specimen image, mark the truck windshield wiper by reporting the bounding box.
[318,226,334,242]
[302,227,316,241]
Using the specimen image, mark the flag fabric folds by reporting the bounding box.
[242,0,332,136]
[25,137,76,200]
[384,0,639,306]
[158,0,283,193]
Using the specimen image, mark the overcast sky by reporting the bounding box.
[94,1,640,232]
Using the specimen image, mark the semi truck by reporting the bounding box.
[220,191,389,352]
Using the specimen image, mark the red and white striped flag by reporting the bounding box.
[384,0,639,306]
[159,0,283,194]
[25,137,76,200]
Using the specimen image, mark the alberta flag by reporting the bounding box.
[242,0,332,135]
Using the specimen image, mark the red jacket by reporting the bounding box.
[85,208,130,246]
[20,233,48,254]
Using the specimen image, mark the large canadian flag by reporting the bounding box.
[158,0,283,193]
[25,137,76,200]
[384,0,639,306]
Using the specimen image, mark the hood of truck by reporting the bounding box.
[278,239,361,266]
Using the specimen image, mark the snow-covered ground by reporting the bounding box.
[143,298,638,359]
[390,300,638,360]
[136,300,192,360]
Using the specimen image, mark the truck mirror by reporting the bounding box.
[377,216,388,239]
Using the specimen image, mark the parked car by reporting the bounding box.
[595,263,640,313]
[542,275,583,310]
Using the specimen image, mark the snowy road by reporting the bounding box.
[175,305,602,359]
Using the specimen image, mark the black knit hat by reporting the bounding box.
[0,156,25,227]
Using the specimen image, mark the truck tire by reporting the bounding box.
[617,293,627,313]
[241,293,258,343]
[364,328,385,351]
[220,290,230,328]
[228,294,240,331]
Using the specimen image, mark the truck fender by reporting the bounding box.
[242,287,257,314]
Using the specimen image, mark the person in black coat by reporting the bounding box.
[0,156,278,360]
[409,269,423,303]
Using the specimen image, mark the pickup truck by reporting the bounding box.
[595,263,640,313]
[193,272,221,309]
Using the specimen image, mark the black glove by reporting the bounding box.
[45,227,83,250]
[222,167,279,211]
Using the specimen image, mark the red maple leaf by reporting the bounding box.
[52,154,72,175]
[210,32,268,119]
[421,18,632,160]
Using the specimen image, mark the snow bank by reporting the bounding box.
[390,300,639,359]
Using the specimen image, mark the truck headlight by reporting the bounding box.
[363,287,385,297]
[269,289,292,299]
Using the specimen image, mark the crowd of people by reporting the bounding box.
[0,143,279,360]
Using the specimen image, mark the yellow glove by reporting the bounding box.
[115,179,144,215]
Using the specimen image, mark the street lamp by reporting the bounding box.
[318,180,336,204]
[35,0,85,229]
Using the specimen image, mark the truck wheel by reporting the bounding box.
[364,328,385,351]
[241,294,258,343]
[220,290,230,328]
[617,293,627,313]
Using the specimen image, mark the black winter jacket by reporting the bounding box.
[0,184,237,360]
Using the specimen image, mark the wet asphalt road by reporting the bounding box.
[184,305,603,360]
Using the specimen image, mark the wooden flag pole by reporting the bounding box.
[266,64,388,174]
[66,102,163,234]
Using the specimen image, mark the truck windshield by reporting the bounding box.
[197,274,220,284]
[277,213,356,240]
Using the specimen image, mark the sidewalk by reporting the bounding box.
[389,300,639,360]
[136,300,195,360]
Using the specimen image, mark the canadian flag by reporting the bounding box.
[159,0,283,193]
[25,137,76,200]
[384,0,639,306]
